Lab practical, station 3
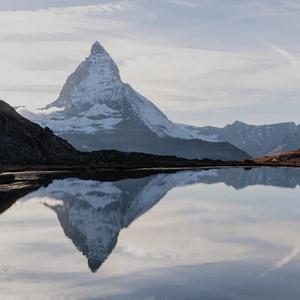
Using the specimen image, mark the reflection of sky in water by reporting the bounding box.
[0,168,300,299]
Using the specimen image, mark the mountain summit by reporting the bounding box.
[45,41,121,114]
[90,41,105,54]
[19,42,250,161]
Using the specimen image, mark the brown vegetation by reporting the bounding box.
[255,149,300,167]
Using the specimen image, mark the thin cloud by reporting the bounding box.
[0,0,122,11]
[0,84,61,94]
[165,0,200,7]
[259,247,299,278]
[0,2,134,36]
[0,1,134,14]
[260,38,299,66]
[47,1,134,15]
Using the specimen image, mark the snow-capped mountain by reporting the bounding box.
[180,121,300,157]
[18,41,249,161]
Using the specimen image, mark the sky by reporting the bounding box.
[0,0,300,126]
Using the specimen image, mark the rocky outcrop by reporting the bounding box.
[0,100,78,165]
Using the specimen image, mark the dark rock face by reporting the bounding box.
[0,100,79,165]
[90,41,106,55]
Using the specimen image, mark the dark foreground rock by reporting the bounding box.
[0,100,78,165]
[0,174,15,184]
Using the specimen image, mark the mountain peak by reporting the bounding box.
[44,40,121,111]
[91,41,105,55]
[232,120,246,126]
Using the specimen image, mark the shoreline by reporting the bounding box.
[0,163,299,195]
[1,161,300,175]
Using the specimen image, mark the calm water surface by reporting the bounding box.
[1,167,300,300]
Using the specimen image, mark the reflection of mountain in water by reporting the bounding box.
[21,167,300,272]
[194,167,300,189]
[23,171,216,272]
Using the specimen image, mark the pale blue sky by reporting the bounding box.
[0,0,300,126]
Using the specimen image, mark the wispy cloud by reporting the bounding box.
[260,38,299,66]
[0,1,134,37]
[165,0,200,7]
[45,1,134,15]
[259,247,299,278]
[0,1,134,14]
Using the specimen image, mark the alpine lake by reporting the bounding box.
[1,167,300,300]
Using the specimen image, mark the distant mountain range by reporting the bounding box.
[182,121,300,157]
[18,42,249,161]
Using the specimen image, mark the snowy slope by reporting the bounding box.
[19,42,197,139]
